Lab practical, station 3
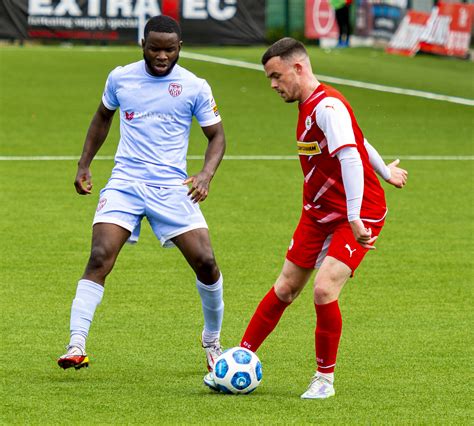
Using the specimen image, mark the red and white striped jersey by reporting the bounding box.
[296,83,387,223]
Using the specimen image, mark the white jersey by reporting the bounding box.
[102,60,221,186]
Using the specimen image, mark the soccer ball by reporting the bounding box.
[213,347,262,394]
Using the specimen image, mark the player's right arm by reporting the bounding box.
[316,97,377,249]
[74,102,116,195]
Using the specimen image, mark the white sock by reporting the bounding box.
[196,274,224,344]
[317,371,335,384]
[202,329,220,344]
[69,279,104,351]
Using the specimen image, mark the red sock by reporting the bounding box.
[240,287,291,352]
[315,300,342,374]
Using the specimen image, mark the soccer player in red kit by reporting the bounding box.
[204,38,407,398]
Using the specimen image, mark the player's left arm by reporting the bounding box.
[364,139,408,188]
[184,122,226,203]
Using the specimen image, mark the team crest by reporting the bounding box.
[305,115,312,131]
[96,198,107,212]
[168,83,182,97]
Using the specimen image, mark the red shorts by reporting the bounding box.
[286,210,384,273]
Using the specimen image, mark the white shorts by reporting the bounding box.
[93,178,208,247]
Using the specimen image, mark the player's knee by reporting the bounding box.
[313,284,340,304]
[274,278,301,303]
[274,286,298,303]
[194,254,219,283]
[86,246,114,275]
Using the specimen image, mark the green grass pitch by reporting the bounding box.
[0,45,472,424]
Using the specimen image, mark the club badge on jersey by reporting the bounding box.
[168,83,182,97]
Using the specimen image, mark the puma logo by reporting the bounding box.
[345,244,356,257]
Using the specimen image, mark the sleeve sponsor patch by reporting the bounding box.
[210,98,220,116]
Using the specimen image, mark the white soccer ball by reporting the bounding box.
[213,347,262,394]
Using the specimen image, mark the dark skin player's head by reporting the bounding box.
[141,15,182,77]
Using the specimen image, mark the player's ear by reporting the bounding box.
[141,38,146,49]
[294,62,303,74]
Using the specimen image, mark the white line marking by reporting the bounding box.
[0,155,472,161]
[7,47,471,105]
[180,51,474,107]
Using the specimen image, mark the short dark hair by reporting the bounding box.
[261,37,307,65]
[144,15,181,40]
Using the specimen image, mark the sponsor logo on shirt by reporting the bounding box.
[123,111,177,122]
[168,83,182,97]
[297,141,321,156]
[123,83,142,90]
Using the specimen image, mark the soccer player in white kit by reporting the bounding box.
[58,15,226,375]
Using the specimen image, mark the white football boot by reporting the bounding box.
[202,335,223,392]
[300,373,335,399]
[202,336,223,372]
[203,371,219,391]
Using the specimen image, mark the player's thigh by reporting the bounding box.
[172,227,215,266]
[89,223,131,262]
[325,220,384,274]
[172,228,220,284]
[274,259,313,303]
[313,220,384,303]
[313,256,352,303]
[286,210,332,270]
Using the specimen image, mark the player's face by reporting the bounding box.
[264,56,301,103]
[142,31,182,77]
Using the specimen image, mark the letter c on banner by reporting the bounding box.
[208,0,237,21]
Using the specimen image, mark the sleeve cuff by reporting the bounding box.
[383,165,391,181]
[199,116,222,128]
[102,96,118,111]
[329,143,357,157]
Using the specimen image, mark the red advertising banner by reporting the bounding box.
[419,2,474,58]
[386,10,430,56]
[305,0,339,39]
